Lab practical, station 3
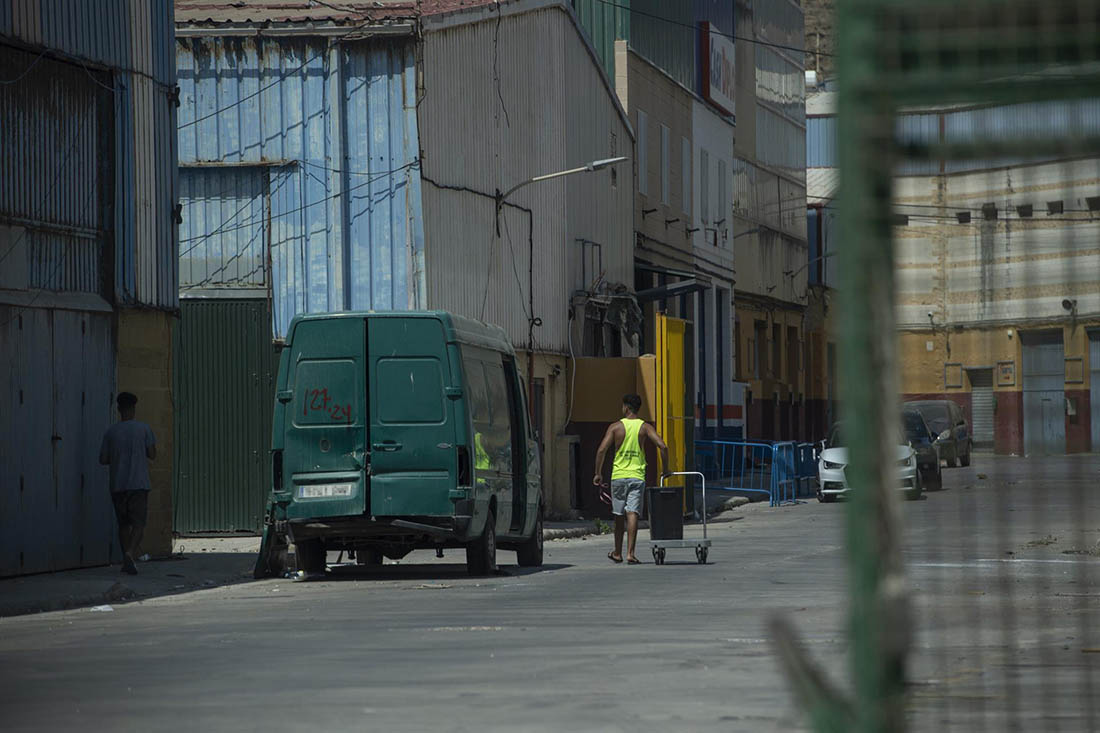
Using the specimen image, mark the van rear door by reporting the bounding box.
[283,317,368,519]
[368,317,457,517]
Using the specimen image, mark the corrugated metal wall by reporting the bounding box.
[0,307,116,577]
[174,299,276,533]
[0,46,108,295]
[420,5,633,353]
[0,1,176,576]
[809,98,1100,173]
[176,36,424,336]
[2,1,179,309]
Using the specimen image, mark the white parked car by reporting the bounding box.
[817,422,923,503]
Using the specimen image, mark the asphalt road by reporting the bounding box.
[1,455,1096,732]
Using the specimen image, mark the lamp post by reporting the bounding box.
[493,156,629,419]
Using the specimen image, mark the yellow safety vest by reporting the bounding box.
[474,432,491,471]
[611,418,646,480]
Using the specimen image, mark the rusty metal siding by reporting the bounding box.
[176,35,422,336]
[420,4,633,353]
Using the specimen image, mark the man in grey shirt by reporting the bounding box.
[99,392,156,575]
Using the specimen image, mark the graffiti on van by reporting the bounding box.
[303,387,352,422]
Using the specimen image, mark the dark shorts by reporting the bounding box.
[112,490,149,528]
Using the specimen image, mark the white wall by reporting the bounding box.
[419,3,634,353]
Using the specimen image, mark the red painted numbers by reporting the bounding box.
[303,388,352,422]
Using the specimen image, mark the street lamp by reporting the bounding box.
[495,156,628,234]
[493,156,629,418]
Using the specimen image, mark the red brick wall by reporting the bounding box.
[1066,389,1091,454]
[994,391,1024,455]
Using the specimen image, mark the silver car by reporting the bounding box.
[817,423,923,502]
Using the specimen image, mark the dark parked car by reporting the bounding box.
[902,409,943,490]
[904,400,972,468]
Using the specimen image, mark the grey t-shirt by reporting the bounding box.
[99,420,156,493]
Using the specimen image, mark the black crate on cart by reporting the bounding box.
[646,486,684,540]
[649,473,711,565]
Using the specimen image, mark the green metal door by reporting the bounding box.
[368,316,457,517]
[174,299,276,533]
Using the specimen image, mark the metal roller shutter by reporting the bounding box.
[968,368,994,450]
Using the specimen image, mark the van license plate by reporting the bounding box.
[298,483,354,499]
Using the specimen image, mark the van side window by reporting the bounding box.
[484,363,514,473]
[463,359,491,425]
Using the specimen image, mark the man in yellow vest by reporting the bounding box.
[593,393,669,564]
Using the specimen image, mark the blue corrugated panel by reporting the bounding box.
[806,116,835,167]
[176,36,423,337]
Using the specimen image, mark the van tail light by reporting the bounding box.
[272,450,283,491]
[457,445,470,486]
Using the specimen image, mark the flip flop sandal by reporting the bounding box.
[626,557,641,565]
[607,551,623,564]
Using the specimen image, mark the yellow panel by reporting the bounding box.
[656,313,688,494]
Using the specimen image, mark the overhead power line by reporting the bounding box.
[590,0,831,58]
[178,159,419,256]
[0,49,48,84]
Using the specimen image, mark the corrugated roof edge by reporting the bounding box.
[175,1,418,26]
[421,0,635,141]
[284,310,513,353]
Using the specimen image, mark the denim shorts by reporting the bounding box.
[610,478,644,516]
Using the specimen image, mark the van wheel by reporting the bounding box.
[294,538,326,577]
[466,510,498,576]
[516,509,544,567]
[253,525,288,579]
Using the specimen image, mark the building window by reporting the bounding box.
[754,320,767,379]
[681,136,691,215]
[700,149,710,224]
[734,316,742,380]
[772,323,782,378]
[716,158,727,241]
[787,326,799,387]
[637,109,648,197]
[660,124,670,205]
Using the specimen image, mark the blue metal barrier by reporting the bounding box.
[695,440,807,507]
[794,443,819,499]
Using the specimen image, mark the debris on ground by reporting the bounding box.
[103,582,136,602]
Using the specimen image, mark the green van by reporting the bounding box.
[253,311,543,578]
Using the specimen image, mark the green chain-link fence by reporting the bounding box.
[775,2,1100,730]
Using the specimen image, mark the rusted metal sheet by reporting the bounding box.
[176,0,416,26]
[176,35,423,336]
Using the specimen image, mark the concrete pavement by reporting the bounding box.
[0,519,656,618]
[0,455,1096,732]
